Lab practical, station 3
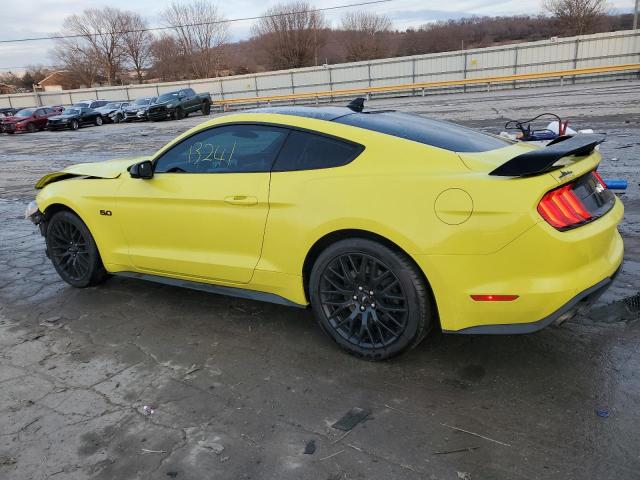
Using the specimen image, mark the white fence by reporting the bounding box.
[1,29,639,109]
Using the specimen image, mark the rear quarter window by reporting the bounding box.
[335,112,511,152]
[273,130,363,172]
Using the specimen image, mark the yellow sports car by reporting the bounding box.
[27,99,624,359]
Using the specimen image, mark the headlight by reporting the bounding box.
[25,200,39,219]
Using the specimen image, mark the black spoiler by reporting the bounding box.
[489,133,606,177]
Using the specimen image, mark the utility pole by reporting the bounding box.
[634,0,639,30]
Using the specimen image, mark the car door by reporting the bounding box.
[116,123,289,284]
[182,89,198,112]
[34,108,47,129]
[82,108,95,125]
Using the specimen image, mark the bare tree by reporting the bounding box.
[162,1,229,79]
[543,0,608,35]
[122,12,154,84]
[252,2,327,69]
[59,8,128,85]
[148,34,191,81]
[52,39,101,88]
[340,11,392,61]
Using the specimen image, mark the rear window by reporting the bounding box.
[273,130,363,171]
[334,111,511,152]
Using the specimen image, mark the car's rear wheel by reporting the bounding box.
[95,116,103,126]
[309,238,433,360]
[175,107,185,120]
[27,123,36,133]
[46,211,109,288]
[70,119,79,130]
[202,102,211,115]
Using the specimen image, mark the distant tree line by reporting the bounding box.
[0,0,631,91]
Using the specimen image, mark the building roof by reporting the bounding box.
[37,70,71,87]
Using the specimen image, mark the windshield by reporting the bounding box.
[16,108,35,117]
[157,93,178,102]
[133,98,151,105]
[104,103,120,108]
[65,108,80,115]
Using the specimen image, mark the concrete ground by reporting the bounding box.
[0,80,639,480]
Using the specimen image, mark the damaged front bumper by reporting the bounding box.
[25,200,45,234]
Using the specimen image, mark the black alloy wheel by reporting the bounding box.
[310,238,432,360]
[70,119,79,130]
[46,211,109,287]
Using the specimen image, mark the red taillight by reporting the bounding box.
[538,182,592,229]
[471,295,519,301]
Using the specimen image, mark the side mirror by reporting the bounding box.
[129,160,154,179]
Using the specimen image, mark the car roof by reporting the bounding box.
[246,105,511,153]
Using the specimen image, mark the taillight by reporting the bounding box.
[537,172,607,230]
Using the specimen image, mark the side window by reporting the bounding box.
[43,108,53,114]
[155,124,289,174]
[273,130,363,172]
[35,109,45,116]
[183,88,195,96]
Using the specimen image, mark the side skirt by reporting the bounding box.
[113,271,306,309]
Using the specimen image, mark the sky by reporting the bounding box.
[0,0,635,73]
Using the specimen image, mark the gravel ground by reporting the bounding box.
[0,80,638,480]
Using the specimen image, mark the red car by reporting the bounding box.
[1,107,59,134]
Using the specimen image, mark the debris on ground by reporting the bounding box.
[441,423,511,447]
[304,439,316,455]
[141,449,167,454]
[457,471,472,480]
[332,407,371,431]
[185,364,201,375]
[40,316,61,328]
[142,405,156,415]
[595,407,610,418]
[0,455,17,465]
[433,446,480,455]
[166,472,178,478]
[319,450,344,461]
[199,441,224,454]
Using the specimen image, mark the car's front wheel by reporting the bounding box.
[70,119,79,130]
[46,211,109,288]
[310,238,433,360]
[95,116,103,126]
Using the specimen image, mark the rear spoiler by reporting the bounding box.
[489,133,606,177]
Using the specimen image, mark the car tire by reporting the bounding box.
[27,123,37,133]
[70,120,79,130]
[95,116,103,126]
[175,108,185,120]
[309,238,433,360]
[114,113,123,123]
[46,211,109,288]
[202,102,211,115]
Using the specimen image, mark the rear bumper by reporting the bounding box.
[414,197,624,333]
[446,264,621,334]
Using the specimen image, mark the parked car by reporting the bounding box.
[73,100,110,109]
[1,107,59,134]
[147,88,211,121]
[24,99,623,360]
[47,107,104,130]
[123,97,157,122]
[95,102,130,123]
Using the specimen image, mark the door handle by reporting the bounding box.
[224,195,258,206]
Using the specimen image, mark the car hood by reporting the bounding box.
[125,105,149,111]
[36,156,150,189]
[2,115,29,123]
[49,114,77,120]
[95,107,116,113]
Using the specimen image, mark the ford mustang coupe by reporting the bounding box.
[26,100,623,359]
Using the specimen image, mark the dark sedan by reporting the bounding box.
[47,107,104,131]
[1,107,58,134]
